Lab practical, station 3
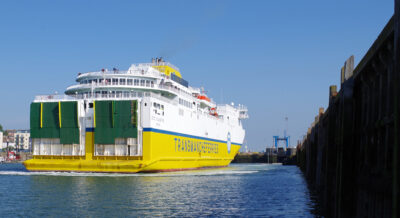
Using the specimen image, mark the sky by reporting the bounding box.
[0,0,394,151]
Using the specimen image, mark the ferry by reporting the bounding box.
[24,58,248,173]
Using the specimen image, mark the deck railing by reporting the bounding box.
[34,91,178,105]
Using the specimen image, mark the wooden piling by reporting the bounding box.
[394,1,400,217]
[297,14,399,217]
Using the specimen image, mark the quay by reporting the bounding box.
[296,8,400,217]
[233,147,297,164]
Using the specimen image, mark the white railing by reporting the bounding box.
[66,80,194,100]
[77,70,163,80]
[236,104,248,111]
[66,81,156,91]
[217,103,247,111]
[35,95,77,101]
[76,63,177,81]
[34,91,178,105]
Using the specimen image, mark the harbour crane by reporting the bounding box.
[272,117,290,149]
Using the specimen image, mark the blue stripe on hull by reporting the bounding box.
[142,127,242,146]
[86,128,95,132]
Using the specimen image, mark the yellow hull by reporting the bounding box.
[24,128,241,173]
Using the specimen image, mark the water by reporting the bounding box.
[0,163,318,217]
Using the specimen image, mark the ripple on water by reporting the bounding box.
[0,163,317,217]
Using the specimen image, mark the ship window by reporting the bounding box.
[127,79,133,85]
[140,80,145,86]
[146,80,150,87]
[112,78,118,85]
[151,81,154,87]
[99,79,104,83]
[88,79,92,84]
[89,103,93,108]
[120,78,126,85]
[106,79,111,85]
[134,79,139,86]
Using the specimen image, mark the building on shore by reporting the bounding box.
[0,131,3,149]
[5,129,16,143]
[15,130,30,151]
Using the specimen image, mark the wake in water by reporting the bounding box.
[0,163,284,177]
[0,169,258,177]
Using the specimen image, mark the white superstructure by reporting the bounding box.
[33,58,248,156]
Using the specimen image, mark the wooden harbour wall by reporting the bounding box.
[297,13,400,217]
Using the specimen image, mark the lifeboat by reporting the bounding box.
[197,95,210,102]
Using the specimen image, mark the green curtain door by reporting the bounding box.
[30,101,79,144]
[94,100,138,144]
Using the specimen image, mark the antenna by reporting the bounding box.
[284,117,288,138]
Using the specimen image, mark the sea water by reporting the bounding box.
[0,163,318,217]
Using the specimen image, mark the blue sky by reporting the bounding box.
[0,0,394,151]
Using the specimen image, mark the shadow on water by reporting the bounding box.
[302,175,325,217]
[0,163,322,217]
